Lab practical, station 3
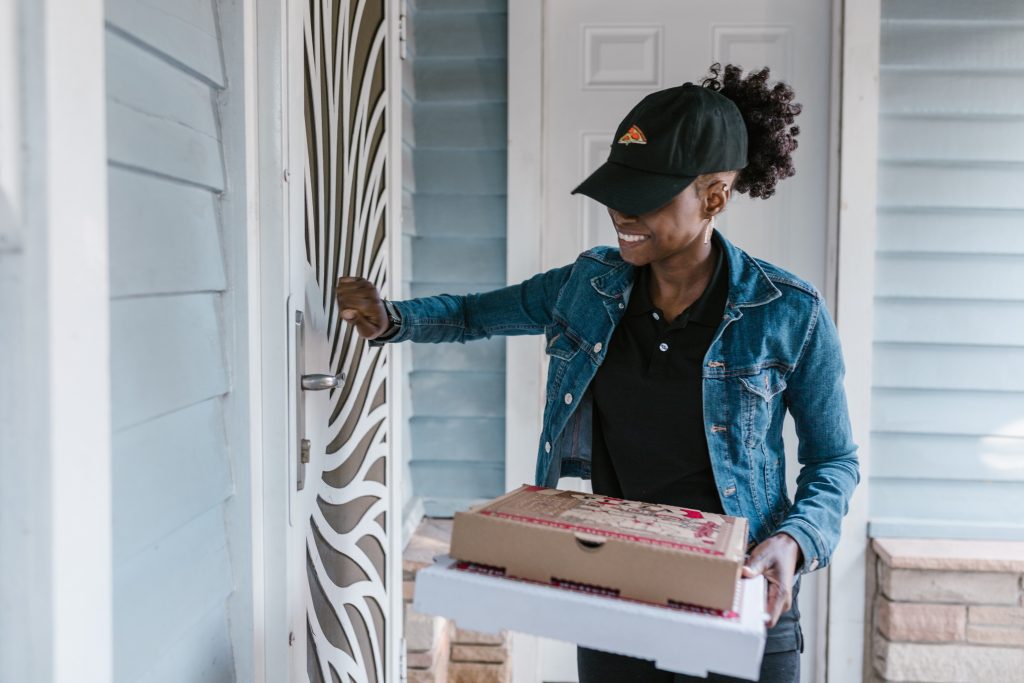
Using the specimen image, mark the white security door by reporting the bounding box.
[525,2,836,681]
[284,1,402,681]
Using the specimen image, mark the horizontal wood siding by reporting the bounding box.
[406,0,508,516]
[870,0,1024,539]
[105,0,236,679]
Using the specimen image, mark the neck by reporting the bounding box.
[648,237,717,303]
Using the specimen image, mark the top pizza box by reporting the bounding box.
[449,484,749,612]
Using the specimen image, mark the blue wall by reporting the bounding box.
[404,0,509,517]
[869,0,1024,540]
[105,0,237,679]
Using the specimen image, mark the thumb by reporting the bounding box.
[743,552,769,578]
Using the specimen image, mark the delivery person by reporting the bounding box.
[335,63,859,683]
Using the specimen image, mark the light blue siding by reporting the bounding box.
[870,0,1024,539]
[105,0,237,679]
[405,0,508,517]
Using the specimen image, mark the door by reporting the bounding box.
[522,2,836,680]
[284,1,401,681]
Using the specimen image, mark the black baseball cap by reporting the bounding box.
[571,83,748,216]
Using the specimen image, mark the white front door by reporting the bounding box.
[284,1,403,681]
[518,2,837,681]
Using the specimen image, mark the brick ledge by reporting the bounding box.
[873,538,1024,573]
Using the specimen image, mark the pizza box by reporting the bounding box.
[413,554,768,680]
[449,484,749,612]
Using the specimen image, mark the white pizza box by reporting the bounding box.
[413,554,768,680]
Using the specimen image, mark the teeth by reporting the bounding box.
[617,232,648,243]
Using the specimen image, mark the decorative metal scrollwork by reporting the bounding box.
[304,0,389,681]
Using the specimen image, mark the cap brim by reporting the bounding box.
[571,161,697,216]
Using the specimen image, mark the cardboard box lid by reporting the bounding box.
[414,554,767,680]
[450,485,749,611]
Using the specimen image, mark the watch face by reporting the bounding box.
[385,300,401,324]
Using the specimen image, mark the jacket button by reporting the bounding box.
[808,558,819,572]
[545,441,551,453]
[618,302,625,309]
[564,393,573,405]
[593,342,603,353]
[723,485,737,497]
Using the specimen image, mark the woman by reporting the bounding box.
[336,63,859,683]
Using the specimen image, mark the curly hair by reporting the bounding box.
[700,63,802,200]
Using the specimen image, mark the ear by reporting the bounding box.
[702,179,730,219]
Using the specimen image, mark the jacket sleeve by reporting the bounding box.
[775,297,861,574]
[371,263,576,345]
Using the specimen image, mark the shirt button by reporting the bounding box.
[652,312,660,320]
[593,342,603,353]
[658,342,669,352]
[564,393,573,405]
[545,441,551,453]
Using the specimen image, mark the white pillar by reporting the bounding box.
[0,0,111,681]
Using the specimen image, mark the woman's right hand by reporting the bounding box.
[334,276,390,340]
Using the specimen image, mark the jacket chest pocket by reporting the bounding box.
[545,331,580,361]
[544,328,581,405]
[735,367,787,449]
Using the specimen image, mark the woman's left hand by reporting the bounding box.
[741,532,803,628]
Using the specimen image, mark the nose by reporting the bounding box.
[608,207,637,223]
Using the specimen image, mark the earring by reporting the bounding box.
[704,215,716,244]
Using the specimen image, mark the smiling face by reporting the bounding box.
[607,171,737,268]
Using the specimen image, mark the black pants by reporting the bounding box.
[577,580,803,683]
[576,646,799,683]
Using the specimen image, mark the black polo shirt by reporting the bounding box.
[590,241,728,514]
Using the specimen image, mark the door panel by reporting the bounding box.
[289,1,393,681]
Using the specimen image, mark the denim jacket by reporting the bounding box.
[383,230,860,574]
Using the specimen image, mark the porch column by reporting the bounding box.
[0,0,111,681]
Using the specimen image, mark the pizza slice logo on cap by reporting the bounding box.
[617,124,647,145]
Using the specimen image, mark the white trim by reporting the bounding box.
[218,0,263,680]
[505,0,545,494]
[386,0,407,678]
[826,1,880,681]
[0,0,111,681]
[252,0,292,679]
[506,3,545,678]
[809,1,846,680]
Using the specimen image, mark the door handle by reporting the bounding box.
[301,372,346,391]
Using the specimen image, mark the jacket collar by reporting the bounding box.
[716,229,782,310]
[589,230,781,310]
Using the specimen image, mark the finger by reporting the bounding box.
[764,581,787,628]
[335,290,381,313]
[343,309,383,339]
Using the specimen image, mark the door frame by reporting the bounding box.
[507,1,876,681]
[247,0,406,680]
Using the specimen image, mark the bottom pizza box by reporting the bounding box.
[413,554,768,680]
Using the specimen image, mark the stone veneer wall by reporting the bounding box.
[868,538,1024,682]
[403,517,512,683]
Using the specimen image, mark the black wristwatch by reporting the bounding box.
[375,299,403,342]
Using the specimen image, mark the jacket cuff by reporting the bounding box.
[367,300,411,347]
[773,518,824,575]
